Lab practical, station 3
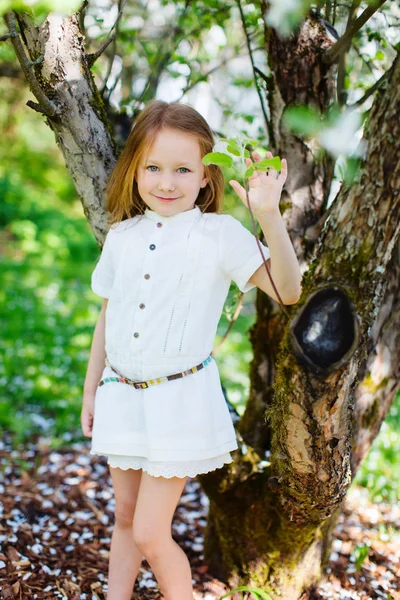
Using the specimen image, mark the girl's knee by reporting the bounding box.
[114,500,136,528]
[132,522,170,556]
[110,466,142,528]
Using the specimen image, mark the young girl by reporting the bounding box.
[81,100,301,600]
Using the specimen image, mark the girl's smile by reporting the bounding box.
[153,195,181,202]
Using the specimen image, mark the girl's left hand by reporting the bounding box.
[229,151,288,215]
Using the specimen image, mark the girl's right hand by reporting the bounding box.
[81,393,95,438]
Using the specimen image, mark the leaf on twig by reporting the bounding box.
[202,152,233,167]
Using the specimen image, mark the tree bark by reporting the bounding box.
[197,19,400,600]
[10,10,117,245]
[238,12,339,455]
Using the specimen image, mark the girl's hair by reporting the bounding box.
[106,100,225,225]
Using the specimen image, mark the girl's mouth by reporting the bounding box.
[155,195,179,202]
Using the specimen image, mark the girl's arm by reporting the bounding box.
[248,210,302,304]
[83,298,108,398]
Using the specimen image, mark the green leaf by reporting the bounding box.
[244,138,259,146]
[343,156,360,187]
[325,103,342,126]
[202,152,233,167]
[244,149,250,158]
[240,113,254,124]
[226,143,241,156]
[255,157,282,171]
[0,0,82,15]
[354,543,369,572]
[219,586,273,600]
[248,588,273,600]
[282,105,321,137]
[245,166,255,178]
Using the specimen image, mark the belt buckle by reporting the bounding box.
[134,380,148,389]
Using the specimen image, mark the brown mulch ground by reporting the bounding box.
[0,433,399,600]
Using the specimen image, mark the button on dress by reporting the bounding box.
[89,204,270,478]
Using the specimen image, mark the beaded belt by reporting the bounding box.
[98,354,212,390]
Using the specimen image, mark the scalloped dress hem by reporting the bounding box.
[90,450,235,478]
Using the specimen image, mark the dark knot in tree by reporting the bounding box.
[289,286,359,375]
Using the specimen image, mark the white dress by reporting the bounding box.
[89,204,270,478]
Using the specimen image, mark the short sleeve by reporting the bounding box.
[219,214,270,293]
[91,228,115,299]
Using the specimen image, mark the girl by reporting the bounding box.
[81,100,301,600]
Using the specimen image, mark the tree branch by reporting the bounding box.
[349,67,391,107]
[354,44,376,76]
[337,0,362,105]
[87,0,127,69]
[134,0,191,107]
[0,30,16,41]
[2,11,62,117]
[322,0,387,66]
[87,31,116,68]
[174,41,250,101]
[236,0,272,142]
[254,65,271,85]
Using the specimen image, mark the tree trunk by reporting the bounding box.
[9,10,117,245]
[239,12,339,455]
[197,20,400,600]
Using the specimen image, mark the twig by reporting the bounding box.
[0,30,16,41]
[236,0,272,144]
[337,0,362,105]
[135,0,191,108]
[211,294,244,356]
[87,0,127,69]
[323,0,387,65]
[87,31,117,68]
[349,68,390,107]
[354,44,376,75]
[174,41,250,101]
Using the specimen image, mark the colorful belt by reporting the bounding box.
[98,354,213,390]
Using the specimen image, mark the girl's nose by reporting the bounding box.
[158,175,175,191]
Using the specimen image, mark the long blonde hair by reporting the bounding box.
[106,100,226,225]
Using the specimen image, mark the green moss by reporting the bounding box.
[206,483,327,590]
[279,200,292,215]
[362,374,389,394]
[87,76,116,149]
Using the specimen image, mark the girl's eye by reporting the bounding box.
[146,166,190,173]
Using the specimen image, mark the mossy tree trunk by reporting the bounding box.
[197,15,400,600]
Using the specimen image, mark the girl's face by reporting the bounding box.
[135,127,208,215]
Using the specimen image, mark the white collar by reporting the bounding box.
[144,204,201,223]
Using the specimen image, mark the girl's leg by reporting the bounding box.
[107,466,144,600]
[132,472,193,600]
